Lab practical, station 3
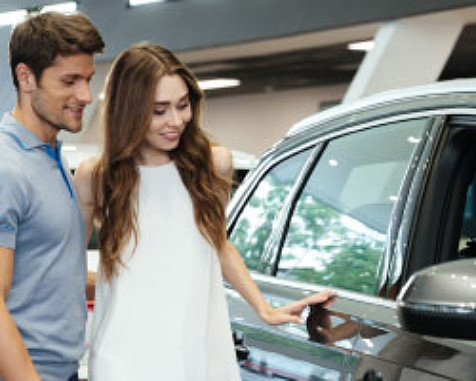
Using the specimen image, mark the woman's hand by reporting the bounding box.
[258,289,337,325]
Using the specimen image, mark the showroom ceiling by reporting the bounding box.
[1,1,476,99]
[189,23,476,98]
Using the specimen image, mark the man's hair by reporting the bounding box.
[9,11,105,89]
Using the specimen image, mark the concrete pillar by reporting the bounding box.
[343,10,466,103]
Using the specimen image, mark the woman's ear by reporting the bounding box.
[15,63,36,93]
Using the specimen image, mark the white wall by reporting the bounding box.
[203,84,348,156]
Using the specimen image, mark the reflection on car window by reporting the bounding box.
[277,119,428,295]
[230,149,312,271]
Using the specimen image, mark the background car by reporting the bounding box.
[226,79,476,380]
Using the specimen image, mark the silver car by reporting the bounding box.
[226,79,476,380]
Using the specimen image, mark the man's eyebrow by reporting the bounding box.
[60,71,96,79]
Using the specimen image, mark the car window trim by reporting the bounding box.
[227,142,318,231]
[383,115,444,294]
[258,144,327,274]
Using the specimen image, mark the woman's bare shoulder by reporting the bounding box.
[74,157,99,203]
[75,157,98,183]
[211,145,233,180]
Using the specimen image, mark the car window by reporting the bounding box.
[229,149,312,271]
[276,118,428,295]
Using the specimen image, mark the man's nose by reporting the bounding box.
[77,81,92,104]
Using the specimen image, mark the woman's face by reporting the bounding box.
[137,73,192,166]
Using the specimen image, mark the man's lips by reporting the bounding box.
[66,106,84,119]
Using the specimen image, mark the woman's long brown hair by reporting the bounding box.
[93,44,230,280]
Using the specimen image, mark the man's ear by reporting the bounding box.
[15,63,36,93]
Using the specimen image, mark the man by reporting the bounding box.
[0,12,104,381]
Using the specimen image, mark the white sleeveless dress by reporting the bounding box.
[88,162,240,380]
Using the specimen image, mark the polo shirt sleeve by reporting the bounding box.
[0,165,26,249]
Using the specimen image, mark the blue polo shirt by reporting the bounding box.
[0,113,86,380]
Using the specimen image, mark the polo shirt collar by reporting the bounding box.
[0,112,60,151]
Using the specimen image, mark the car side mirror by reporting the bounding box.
[397,258,476,340]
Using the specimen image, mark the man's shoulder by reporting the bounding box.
[0,128,23,152]
[0,134,25,178]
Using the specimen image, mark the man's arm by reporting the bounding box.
[0,247,41,380]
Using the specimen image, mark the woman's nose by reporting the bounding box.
[167,108,182,126]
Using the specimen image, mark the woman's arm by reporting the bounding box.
[73,158,97,244]
[219,242,336,324]
[211,145,337,325]
[73,159,98,299]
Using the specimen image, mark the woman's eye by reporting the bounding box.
[153,109,166,115]
[178,102,190,110]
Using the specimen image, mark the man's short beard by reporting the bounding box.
[31,92,82,134]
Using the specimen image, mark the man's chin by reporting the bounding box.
[59,122,83,134]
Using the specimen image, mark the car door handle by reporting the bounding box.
[233,330,250,361]
[362,369,383,381]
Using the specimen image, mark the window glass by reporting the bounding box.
[230,149,312,271]
[277,119,428,295]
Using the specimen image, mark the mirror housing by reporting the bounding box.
[397,259,476,340]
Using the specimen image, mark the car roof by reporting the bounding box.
[287,78,476,137]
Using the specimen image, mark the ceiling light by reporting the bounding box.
[128,0,167,6]
[198,78,241,91]
[41,2,77,14]
[0,9,27,27]
[348,40,375,52]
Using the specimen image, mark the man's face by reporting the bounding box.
[30,53,95,134]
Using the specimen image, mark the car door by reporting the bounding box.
[227,115,431,379]
[228,147,348,380]
[348,113,476,380]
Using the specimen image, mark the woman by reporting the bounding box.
[74,43,336,380]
